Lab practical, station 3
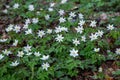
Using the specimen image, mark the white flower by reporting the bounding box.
[36,11,40,15]
[89,33,98,41]
[61,0,67,4]
[26,52,32,56]
[2,9,8,14]
[58,9,65,16]
[28,5,34,11]
[81,35,86,42]
[69,12,76,18]
[59,17,66,23]
[55,26,68,33]
[14,25,21,33]
[10,61,19,67]
[24,45,32,52]
[72,38,80,46]
[45,15,50,20]
[55,26,62,33]
[17,51,24,57]
[98,67,103,72]
[32,18,38,24]
[41,55,49,60]
[25,19,31,24]
[90,20,97,27]
[50,3,55,7]
[78,20,85,26]
[6,24,14,32]
[2,49,11,56]
[107,24,114,30]
[48,8,53,12]
[34,52,41,57]
[25,29,32,35]
[61,27,68,32]
[55,34,64,42]
[78,13,84,19]
[13,3,19,9]
[13,39,18,46]
[42,62,50,71]
[23,24,28,29]
[46,29,52,34]
[75,26,84,34]
[96,30,104,37]
[67,17,73,21]
[70,48,78,57]
[0,54,4,60]
[0,39,8,42]
[94,48,100,52]
[6,5,10,8]
[115,48,120,55]
[37,30,45,38]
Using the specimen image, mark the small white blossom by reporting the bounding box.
[55,26,62,33]
[42,62,50,71]
[75,26,84,34]
[2,49,11,56]
[61,27,68,32]
[41,55,49,60]
[61,0,67,4]
[94,48,100,52]
[81,35,86,42]
[34,52,41,57]
[2,9,8,14]
[26,52,32,56]
[36,11,40,15]
[17,51,24,57]
[89,33,98,41]
[0,54,4,60]
[25,19,31,24]
[67,17,73,21]
[55,26,68,33]
[28,5,34,11]
[45,15,50,20]
[98,67,103,72]
[78,13,84,19]
[13,39,18,46]
[6,24,14,32]
[46,29,52,34]
[50,3,55,7]
[72,38,80,46]
[24,45,32,52]
[14,25,21,33]
[13,3,19,9]
[59,17,66,23]
[23,24,28,29]
[96,30,104,37]
[55,34,64,42]
[69,12,76,18]
[32,18,38,24]
[48,8,53,12]
[10,61,19,67]
[37,30,45,38]
[107,24,114,30]
[58,9,65,16]
[0,39,8,42]
[78,20,85,26]
[90,20,97,27]
[6,5,10,8]
[25,29,32,35]
[70,48,78,57]
[115,48,120,55]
